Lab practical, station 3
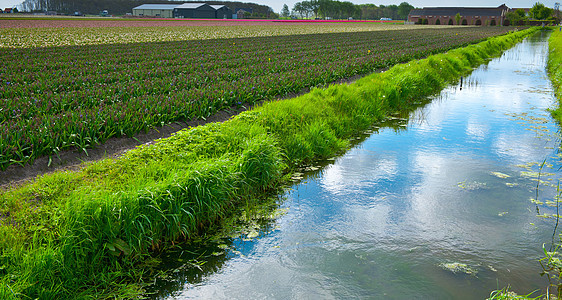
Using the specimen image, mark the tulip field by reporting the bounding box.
[0,23,518,170]
[0,21,414,48]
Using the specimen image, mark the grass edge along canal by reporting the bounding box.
[516,26,562,300]
[0,27,538,299]
[549,27,562,123]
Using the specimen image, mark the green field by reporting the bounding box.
[0,24,519,169]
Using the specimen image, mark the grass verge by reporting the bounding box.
[549,27,562,122]
[0,27,538,299]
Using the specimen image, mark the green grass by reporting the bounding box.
[487,286,541,299]
[0,27,539,299]
[549,27,562,123]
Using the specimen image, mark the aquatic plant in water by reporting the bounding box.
[439,262,478,275]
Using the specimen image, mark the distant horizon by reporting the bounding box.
[0,0,556,14]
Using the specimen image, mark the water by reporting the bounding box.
[154,32,562,299]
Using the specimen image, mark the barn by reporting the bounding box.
[132,4,177,18]
[174,3,216,19]
[211,5,232,19]
[408,4,509,26]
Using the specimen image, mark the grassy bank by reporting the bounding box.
[549,27,562,123]
[0,27,538,299]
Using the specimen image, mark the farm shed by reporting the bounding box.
[211,5,232,19]
[408,4,509,26]
[132,4,177,18]
[174,3,215,19]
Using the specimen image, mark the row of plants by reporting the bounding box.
[0,26,521,170]
[0,27,539,299]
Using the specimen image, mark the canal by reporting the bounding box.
[152,31,561,299]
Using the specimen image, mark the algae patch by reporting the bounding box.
[491,172,510,179]
[440,262,478,275]
[457,180,488,190]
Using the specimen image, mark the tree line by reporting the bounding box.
[282,0,414,20]
[16,0,275,17]
[505,2,560,25]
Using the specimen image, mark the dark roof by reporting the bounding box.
[409,5,508,17]
[175,3,207,9]
[133,4,178,10]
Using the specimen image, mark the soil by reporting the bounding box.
[0,73,369,191]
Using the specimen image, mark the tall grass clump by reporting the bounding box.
[549,27,562,122]
[0,27,539,299]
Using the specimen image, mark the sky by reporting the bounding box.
[0,0,558,13]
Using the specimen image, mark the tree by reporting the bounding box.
[505,8,527,25]
[281,4,290,17]
[530,2,553,20]
[293,0,413,20]
[397,2,414,20]
[309,0,320,18]
[455,13,461,25]
[301,0,313,18]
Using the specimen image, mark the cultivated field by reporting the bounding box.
[0,17,537,299]
[0,21,518,170]
[2,19,416,48]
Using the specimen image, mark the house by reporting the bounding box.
[408,4,509,26]
[174,3,215,19]
[132,4,178,18]
[236,8,252,19]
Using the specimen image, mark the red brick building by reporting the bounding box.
[408,4,509,26]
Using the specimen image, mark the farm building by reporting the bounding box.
[132,4,177,18]
[132,3,232,19]
[174,3,215,19]
[408,4,509,26]
[211,5,231,19]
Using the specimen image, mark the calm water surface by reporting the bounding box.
[161,32,562,299]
